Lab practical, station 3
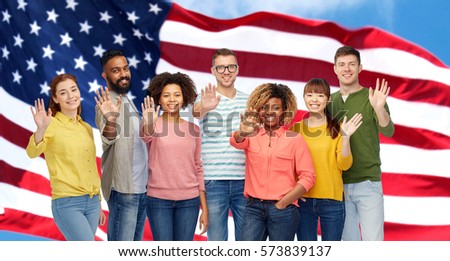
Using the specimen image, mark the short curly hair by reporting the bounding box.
[146,72,197,109]
[246,83,297,126]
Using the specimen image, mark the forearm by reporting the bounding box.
[141,121,155,136]
[277,183,305,208]
[341,136,351,157]
[374,106,391,128]
[199,190,208,214]
[102,119,117,139]
[193,102,205,119]
[233,130,247,143]
[33,126,46,144]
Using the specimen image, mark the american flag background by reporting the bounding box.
[1,0,449,241]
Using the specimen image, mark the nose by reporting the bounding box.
[264,106,274,114]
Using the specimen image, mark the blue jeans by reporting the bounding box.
[204,180,246,241]
[240,198,299,241]
[106,190,147,241]
[51,195,100,241]
[297,198,345,241]
[342,180,384,241]
[146,196,200,241]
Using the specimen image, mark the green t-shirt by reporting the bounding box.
[328,87,394,184]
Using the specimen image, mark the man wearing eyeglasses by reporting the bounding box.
[193,48,248,241]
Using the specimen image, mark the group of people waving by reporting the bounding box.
[27,46,394,241]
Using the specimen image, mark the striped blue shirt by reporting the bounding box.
[197,90,248,180]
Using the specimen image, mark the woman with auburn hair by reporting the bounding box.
[26,74,105,240]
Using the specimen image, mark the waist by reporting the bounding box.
[248,196,278,204]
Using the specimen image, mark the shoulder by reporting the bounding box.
[289,120,305,133]
[186,120,199,128]
[45,117,58,135]
[185,120,201,133]
[236,90,249,100]
[330,91,341,99]
[81,120,94,131]
[284,128,301,138]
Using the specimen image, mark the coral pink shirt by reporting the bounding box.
[141,118,204,200]
[230,127,315,206]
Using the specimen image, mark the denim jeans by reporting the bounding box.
[51,195,100,241]
[240,198,299,241]
[342,180,384,241]
[106,190,147,241]
[204,180,246,241]
[146,196,200,241]
[297,198,345,241]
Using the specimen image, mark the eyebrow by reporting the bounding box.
[58,85,77,93]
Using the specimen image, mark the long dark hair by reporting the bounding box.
[48,73,81,116]
[303,78,340,139]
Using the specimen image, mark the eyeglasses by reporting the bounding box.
[212,64,238,74]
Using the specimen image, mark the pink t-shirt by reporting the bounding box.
[142,118,204,201]
[230,127,315,206]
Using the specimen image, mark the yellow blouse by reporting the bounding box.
[290,121,352,201]
[26,112,101,200]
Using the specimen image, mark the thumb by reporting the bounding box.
[342,115,347,125]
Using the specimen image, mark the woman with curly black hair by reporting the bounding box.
[141,72,208,241]
[230,83,316,241]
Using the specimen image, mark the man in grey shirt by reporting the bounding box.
[95,49,148,241]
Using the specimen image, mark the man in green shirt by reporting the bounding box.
[328,46,395,241]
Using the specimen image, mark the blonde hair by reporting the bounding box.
[247,83,297,126]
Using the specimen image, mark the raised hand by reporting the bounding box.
[369,78,390,110]
[95,86,121,122]
[239,107,260,137]
[341,113,363,137]
[30,98,52,130]
[141,95,161,135]
[200,83,221,112]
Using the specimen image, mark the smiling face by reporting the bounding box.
[52,79,81,115]
[102,55,131,94]
[304,92,328,115]
[334,54,362,87]
[259,97,283,130]
[211,55,239,89]
[159,83,183,114]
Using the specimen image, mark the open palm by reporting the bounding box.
[95,86,121,122]
[240,108,259,137]
[369,78,390,110]
[341,113,363,137]
[30,98,51,130]
[141,95,160,127]
[201,83,221,112]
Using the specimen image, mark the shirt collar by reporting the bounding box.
[55,111,82,124]
[258,126,287,137]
